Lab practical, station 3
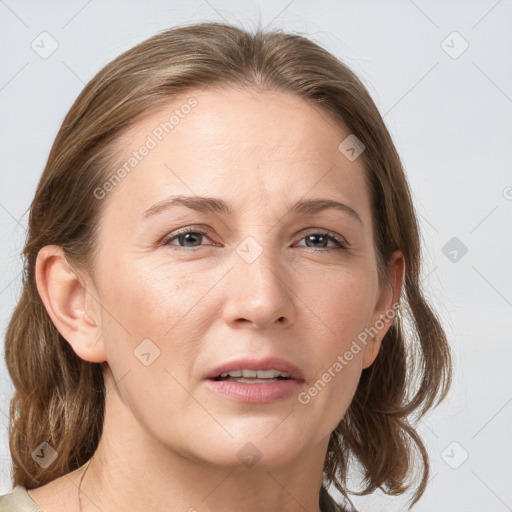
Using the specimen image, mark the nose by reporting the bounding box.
[222,241,296,330]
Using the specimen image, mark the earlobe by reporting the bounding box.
[35,245,107,363]
[378,250,405,328]
[362,251,405,369]
[362,335,379,369]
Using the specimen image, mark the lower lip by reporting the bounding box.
[205,378,304,403]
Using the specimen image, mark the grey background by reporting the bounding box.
[1,1,511,510]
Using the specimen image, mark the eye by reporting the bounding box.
[295,230,347,251]
[161,227,347,251]
[161,227,213,249]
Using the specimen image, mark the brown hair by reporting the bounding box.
[4,21,451,510]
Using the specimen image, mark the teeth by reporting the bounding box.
[256,369,288,378]
[228,378,280,384]
[219,369,289,379]
[221,370,242,377]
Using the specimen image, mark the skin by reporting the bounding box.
[31,86,404,512]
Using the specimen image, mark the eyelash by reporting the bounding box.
[160,226,347,252]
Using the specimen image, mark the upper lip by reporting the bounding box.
[206,357,305,381]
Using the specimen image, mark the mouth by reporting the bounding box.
[211,368,292,384]
[205,357,305,403]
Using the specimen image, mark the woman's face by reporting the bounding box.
[85,87,399,469]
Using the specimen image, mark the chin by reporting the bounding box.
[194,433,308,469]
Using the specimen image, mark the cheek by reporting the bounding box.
[298,266,376,343]
[298,341,363,434]
[295,270,374,415]
[95,256,218,381]
[98,255,202,335]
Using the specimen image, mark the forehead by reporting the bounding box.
[103,86,371,221]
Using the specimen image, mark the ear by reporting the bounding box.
[362,250,405,369]
[35,245,106,363]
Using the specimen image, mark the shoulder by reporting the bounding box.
[0,486,45,511]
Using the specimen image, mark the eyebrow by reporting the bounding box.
[143,195,362,225]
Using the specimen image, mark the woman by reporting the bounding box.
[1,21,452,512]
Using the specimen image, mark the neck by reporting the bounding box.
[78,367,327,512]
